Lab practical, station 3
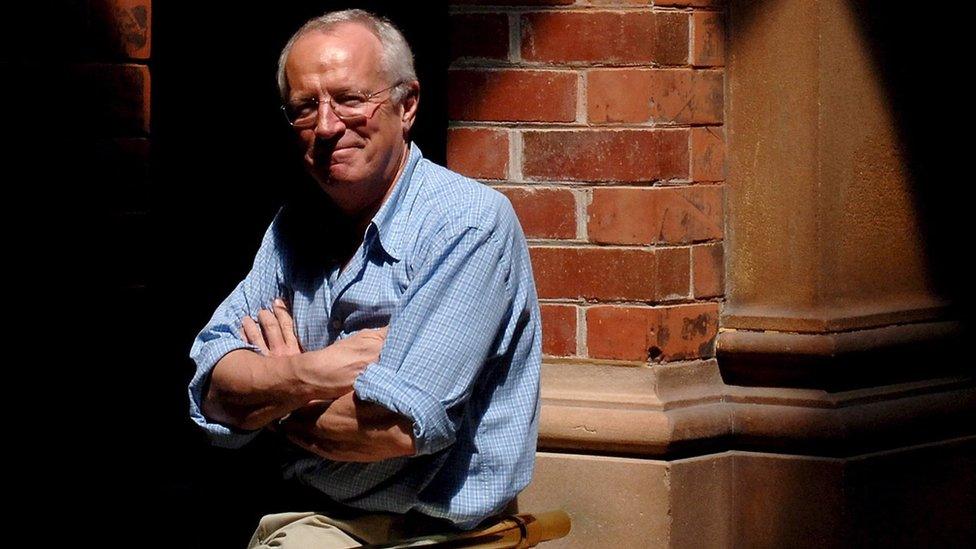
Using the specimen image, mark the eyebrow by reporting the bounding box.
[289,84,361,102]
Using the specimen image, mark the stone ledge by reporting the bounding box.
[539,360,976,457]
[716,319,969,390]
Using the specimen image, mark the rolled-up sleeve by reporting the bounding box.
[187,209,287,448]
[354,220,513,456]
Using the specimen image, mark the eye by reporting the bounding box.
[288,99,318,118]
[334,93,367,108]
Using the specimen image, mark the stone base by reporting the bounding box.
[519,437,975,548]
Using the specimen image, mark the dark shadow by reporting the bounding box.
[723,1,974,393]
[143,3,448,547]
[841,1,972,335]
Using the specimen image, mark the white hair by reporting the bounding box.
[276,9,417,103]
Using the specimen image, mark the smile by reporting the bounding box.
[331,147,359,159]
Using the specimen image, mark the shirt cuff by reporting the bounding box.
[188,336,264,449]
[354,364,456,456]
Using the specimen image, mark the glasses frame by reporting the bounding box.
[281,81,404,128]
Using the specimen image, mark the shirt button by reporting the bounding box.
[331,319,343,330]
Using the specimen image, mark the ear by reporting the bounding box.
[400,80,420,137]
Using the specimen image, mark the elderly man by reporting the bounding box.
[187,8,542,548]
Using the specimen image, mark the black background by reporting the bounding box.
[5,3,447,547]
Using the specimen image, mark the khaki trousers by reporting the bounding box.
[246,508,460,548]
[247,512,361,548]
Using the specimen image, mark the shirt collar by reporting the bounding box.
[367,142,422,262]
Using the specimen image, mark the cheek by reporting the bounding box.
[297,131,315,151]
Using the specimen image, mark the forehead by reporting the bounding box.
[285,23,385,96]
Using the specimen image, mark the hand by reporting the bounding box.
[239,298,387,402]
[241,298,303,357]
[294,327,388,400]
[277,393,415,462]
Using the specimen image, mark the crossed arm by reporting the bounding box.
[201,298,415,462]
[195,202,523,464]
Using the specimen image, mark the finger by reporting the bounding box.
[257,308,286,352]
[241,316,269,355]
[354,326,388,343]
[273,298,302,352]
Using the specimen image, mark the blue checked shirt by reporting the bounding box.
[188,143,542,528]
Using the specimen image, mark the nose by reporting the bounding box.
[313,99,346,140]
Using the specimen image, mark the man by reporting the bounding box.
[187,9,542,548]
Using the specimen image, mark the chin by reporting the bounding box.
[327,165,360,185]
[313,170,369,200]
[306,159,349,183]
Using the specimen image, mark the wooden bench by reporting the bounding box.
[363,510,572,548]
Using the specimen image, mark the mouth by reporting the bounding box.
[332,144,361,152]
[309,144,355,163]
[327,145,363,162]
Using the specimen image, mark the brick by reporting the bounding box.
[447,128,509,179]
[450,13,508,62]
[449,70,577,122]
[691,126,726,181]
[588,188,657,245]
[586,303,718,361]
[453,0,573,4]
[530,247,656,301]
[588,186,723,245]
[656,246,691,300]
[522,130,689,182]
[581,0,653,4]
[521,11,688,65]
[586,306,657,361]
[692,241,724,298]
[692,11,725,67]
[658,302,718,359]
[588,69,723,125]
[498,187,577,239]
[89,0,151,59]
[541,304,577,356]
[658,187,723,244]
[72,63,150,136]
[656,0,725,6]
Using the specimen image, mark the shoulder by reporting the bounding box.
[399,160,536,291]
[408,158,519,238]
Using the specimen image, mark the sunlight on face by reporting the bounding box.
[285,23,415,212]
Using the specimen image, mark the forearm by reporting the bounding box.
[331,393,417,459]
[281,392,416,462]
[202,349,313,431]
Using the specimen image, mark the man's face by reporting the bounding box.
[284,23,417,208]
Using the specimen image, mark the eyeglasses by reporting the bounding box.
[281,81,403,128]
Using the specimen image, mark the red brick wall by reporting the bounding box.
[85,0,153,291]
[448,1,726,363]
